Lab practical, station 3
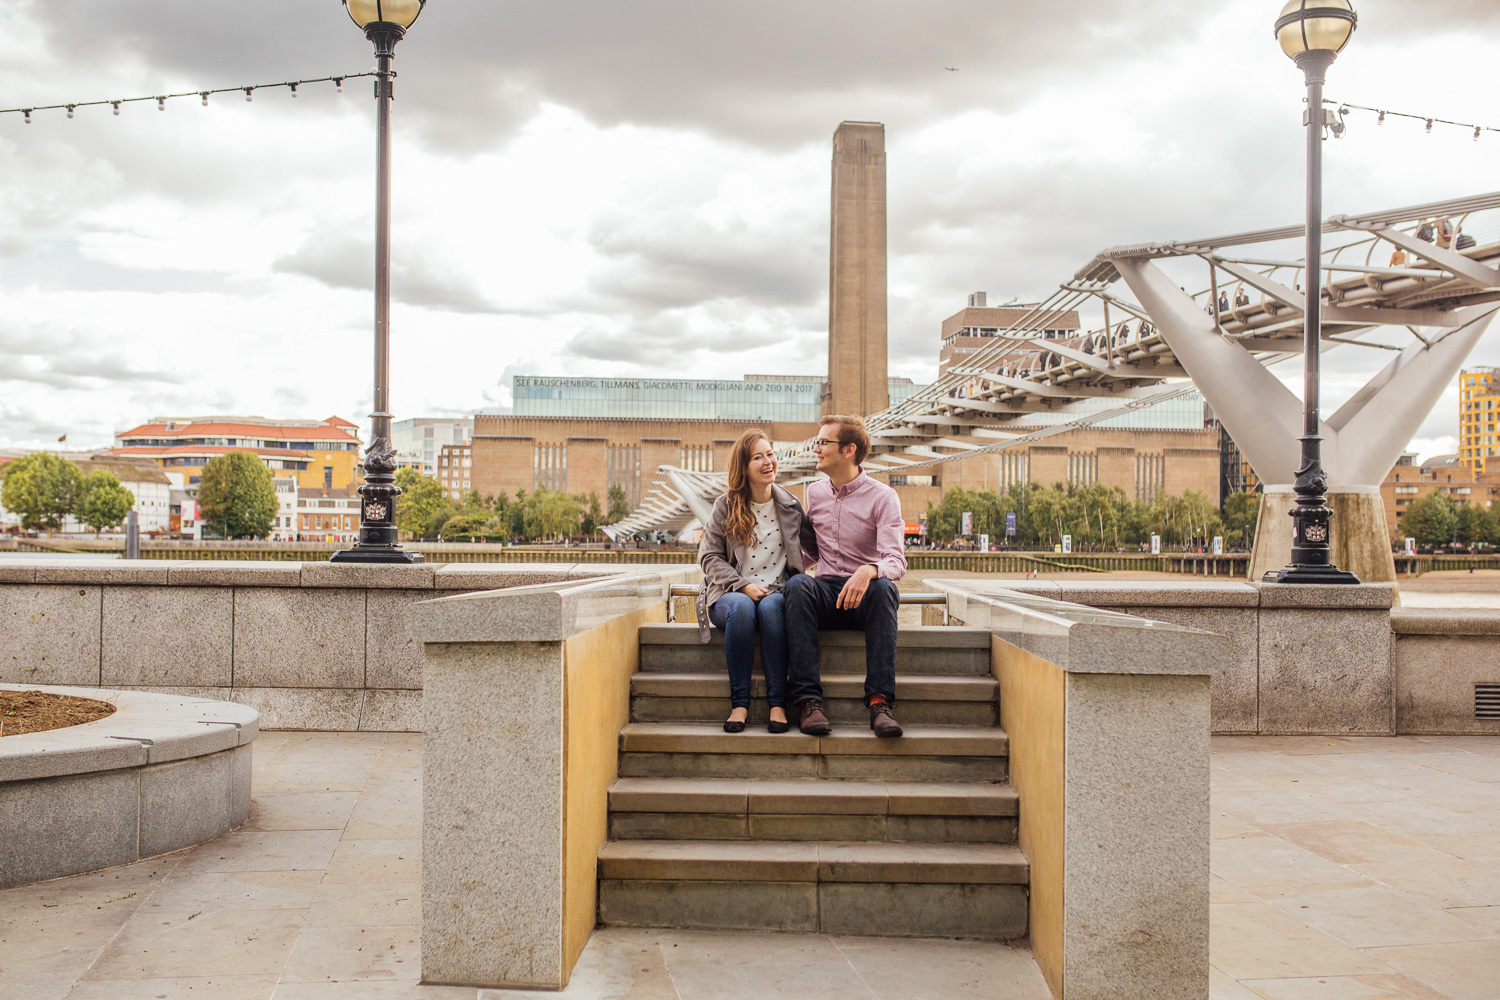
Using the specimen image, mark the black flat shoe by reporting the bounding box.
[766,718,790,734]
[723,718,746,733]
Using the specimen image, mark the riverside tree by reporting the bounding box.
[393,467,447,536]
[1398,491,1459,549]
[607,484,630,523]
[0,453,81,531]
[197,452,278,539]
[76,471,135,535]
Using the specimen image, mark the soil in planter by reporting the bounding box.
[0,690,117,737]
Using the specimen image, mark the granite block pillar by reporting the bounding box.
[1256,583,1396,735]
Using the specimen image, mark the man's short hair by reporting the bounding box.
[820,414,870,465]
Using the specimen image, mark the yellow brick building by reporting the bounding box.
[110,416,364,491]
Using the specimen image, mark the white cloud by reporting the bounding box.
[0,0,1495,460]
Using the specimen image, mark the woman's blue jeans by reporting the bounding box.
[707,590,787,710]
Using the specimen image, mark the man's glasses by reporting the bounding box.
[812,438,847,450]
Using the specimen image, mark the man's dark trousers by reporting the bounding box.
[784,573,899,707]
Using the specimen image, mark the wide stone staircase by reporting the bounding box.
[597,622,1029,939]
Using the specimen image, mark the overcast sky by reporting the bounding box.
[1,0,1497,461]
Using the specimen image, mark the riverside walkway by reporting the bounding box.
[3,730,1497,1000]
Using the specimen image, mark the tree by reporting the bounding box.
[0,453,82,531]
[524,489,581,540]
[580,491,603,537]
[1455,501,1495,548]
[76,471,135,535]
[1222,491,1260,549]
[1400,491,1458,548]
[440,511,491,538]
[394,467,447,535]
[607,484,630,523]
[197,451,278,539]
[508,488,529,538]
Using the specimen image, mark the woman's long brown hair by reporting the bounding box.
[724,429,772,548]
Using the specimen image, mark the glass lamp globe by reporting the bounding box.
[344,0,425,30]
[1275,0,1357,59]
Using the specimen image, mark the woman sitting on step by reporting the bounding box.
[696,429,818,734]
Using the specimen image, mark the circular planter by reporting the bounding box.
[0,684,258,888]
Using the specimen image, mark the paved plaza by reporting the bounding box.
[0,730,1495,999]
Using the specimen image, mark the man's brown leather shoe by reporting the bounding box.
[869,701,903,738]
[798,699,832,736]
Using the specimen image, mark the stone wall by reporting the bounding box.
[0,561,623,731]
[929,580,1401,736]
[1392,608,1500,735]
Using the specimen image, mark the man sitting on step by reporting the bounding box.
[784,413,908,738]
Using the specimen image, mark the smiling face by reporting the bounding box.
[747,437,777,487]
[814,423,853,476]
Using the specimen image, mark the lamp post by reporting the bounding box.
[331,0,425,565]
[1272,0,1360,584]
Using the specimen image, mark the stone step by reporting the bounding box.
[630,673,999,727]
[617,722,1009,782]
[608,776,1018,843]
[596,840,1028,939]
[638,623,992,676]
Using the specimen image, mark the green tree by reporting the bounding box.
[197,451,278,539]
[508,488,529,538]
[394,467,447,535]
[440,511,491,538]
[1455,502,1494,547]
[524,489,581,540]
[76,471,135,535]
[1399,491,1458,548]
[1222,491,1261,549]
[0,453,81,531]
[606,483,630,523]
[580,491,603,537]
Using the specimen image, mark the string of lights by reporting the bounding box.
[0,73,377,123]
[1323,97,1500,140]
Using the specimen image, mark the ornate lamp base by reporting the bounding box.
[329,475,423,564]
[1271,489,1359,584]
[1272,563,1360,584]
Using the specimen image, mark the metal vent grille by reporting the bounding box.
[1477,684,1500,721]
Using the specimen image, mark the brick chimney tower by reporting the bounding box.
[823,121,888,417]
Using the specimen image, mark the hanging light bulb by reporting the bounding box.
[157,97,165,111]
[290,83,299,98]
[66,105,75,119]
[334,77,344,93]
[1377,110,1385,124]
[201,92,210,106]
[244,88,254,103]
[1425,119,1433,133]
[112,102,121,116]
[22,109,31,124]
[1475,126,1482,141]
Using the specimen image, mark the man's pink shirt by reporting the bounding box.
[805,472,908,581]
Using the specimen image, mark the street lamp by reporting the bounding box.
[331,0,426,565]
[1271,0,1360,584]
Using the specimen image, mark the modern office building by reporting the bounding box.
[110,415,364,491]
[1459,367,1500,473]
[511,374,919,423]
[391,417,473,476]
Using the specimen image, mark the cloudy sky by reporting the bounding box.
[1,0,1496,460]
